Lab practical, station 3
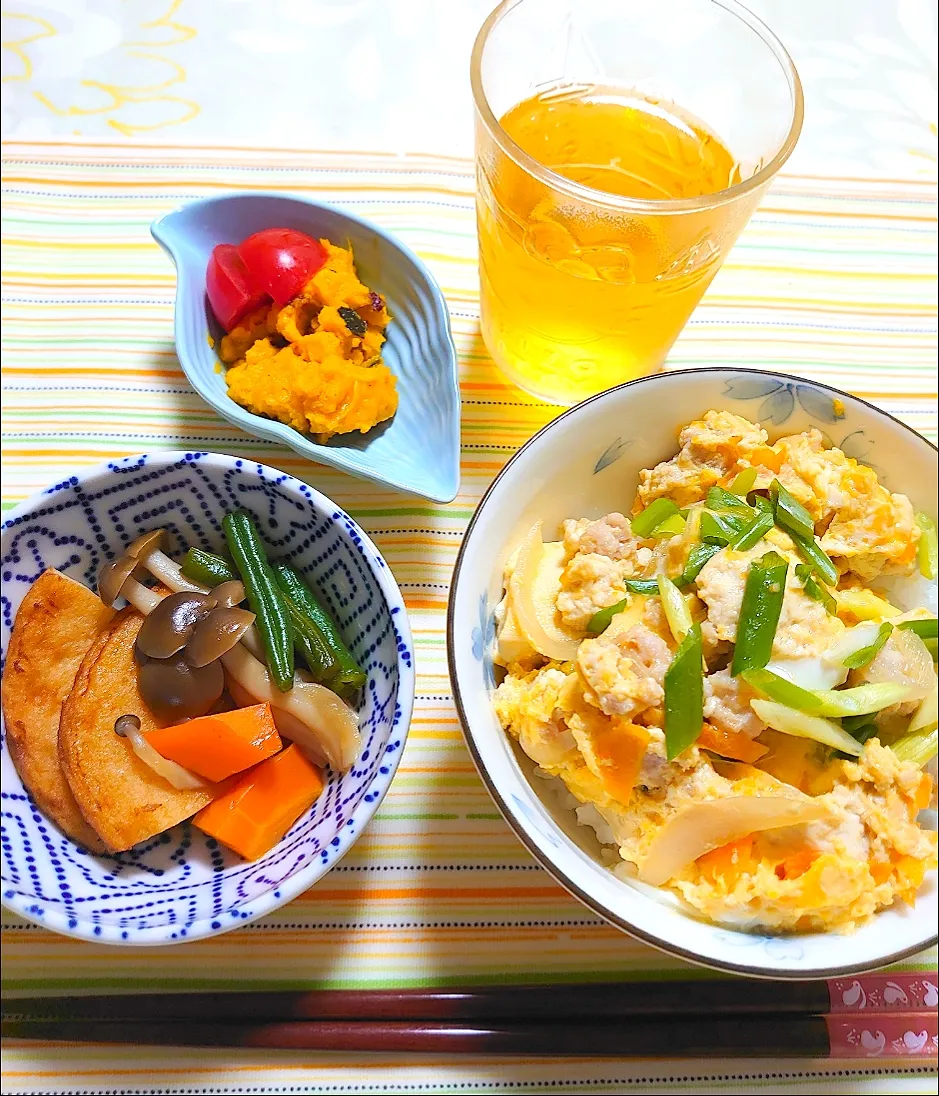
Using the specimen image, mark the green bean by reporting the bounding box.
[729,510,775,552]
[182,547,238,587]
[730,551,788,677]
[842,621,893,670]
[794,563,837,615]
[282,595,338,684]
[679,543,722,586]
[630,498,680,539]
[664,623,704,760]
[223,511,295,692]
[787,528,839,588]
[272,563,366,695]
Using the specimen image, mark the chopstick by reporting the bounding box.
[3,973,934,1022]
[3,1013,937,1057]
[3,975,936,1058]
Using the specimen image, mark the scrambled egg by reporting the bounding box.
[493,412,937,934]
[219,241,397,443]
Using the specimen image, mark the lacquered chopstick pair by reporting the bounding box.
[4,974,937,1058]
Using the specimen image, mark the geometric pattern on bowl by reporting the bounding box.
[1,451,414,945]
[152,193,461,503]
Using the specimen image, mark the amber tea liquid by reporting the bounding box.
[476,85,744,404]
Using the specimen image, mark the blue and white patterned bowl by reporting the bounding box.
[449,367,938,978]
[151,192,461,504]
[1,451,414,946]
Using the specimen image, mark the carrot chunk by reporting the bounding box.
[193,743,325,861]
[697,723,768,764]
[146,703,281,782]
[697,836,754,886]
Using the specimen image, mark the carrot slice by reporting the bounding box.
[193,743,325,861]
[146,703,281,782]
[697,835,754,886]
[698,723,768,764]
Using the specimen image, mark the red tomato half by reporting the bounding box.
[206,244,269,332]
[237,228,328,306]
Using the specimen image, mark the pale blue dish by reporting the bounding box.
[152,193,461,503]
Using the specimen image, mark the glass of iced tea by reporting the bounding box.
[471,0,803,404]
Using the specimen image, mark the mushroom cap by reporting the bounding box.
[135,591,217,660]
[185,606,256,668]
[97,556,139,608]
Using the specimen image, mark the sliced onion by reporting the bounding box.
[908,683,938,737]
[510,522,581,662]
[638,793,829,886]
[124,723,206,790]
[657,574,693,643]
[767,656,847,691]
[835,588,902,621]
[823,622,882,670]
[221,643,360,770]
[750,698,864,756]
[854,627,934,702]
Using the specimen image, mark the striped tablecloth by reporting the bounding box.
[1,143,937,1094]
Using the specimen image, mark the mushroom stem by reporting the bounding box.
[120,576,163,615]
[134,549,266,663]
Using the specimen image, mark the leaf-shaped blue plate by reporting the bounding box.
[152,193,461,503]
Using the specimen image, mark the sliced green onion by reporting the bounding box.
[731,551,789,677]
[631,498,680,539]
[916,512,938,580]
[664,623,704,760]
[742,668,911,718]
[842,621,893,669]
[770,479,816,542]
[729,510,775,552]
[926,637,938,660]
[899,618,939,641]
[891,727,938,768]
[749,494,774,515]
[891,686,938,767]
[586,597,629,635]
[679,543,723,586]
[841,713,879,738]
[658,574,694,643]
[700,510,751,546]
[648,512,687,539]
[729,467,758,495]
[706,485,757,515]
[750,698,864,756]
[794,563,837,615]
[787,528,839,588]
[623,578,661,596]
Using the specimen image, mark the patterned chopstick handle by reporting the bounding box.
[826,1012,937,1058]
[827,973,938,1013]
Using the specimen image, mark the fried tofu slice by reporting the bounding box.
[2,569,114,851]
[58,607,217,852]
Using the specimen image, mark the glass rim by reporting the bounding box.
[469,0,805,214]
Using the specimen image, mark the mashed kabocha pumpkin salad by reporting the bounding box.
[493,412,938,933]
[206,228,397,443]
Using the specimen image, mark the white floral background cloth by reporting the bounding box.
[1,0,936,176]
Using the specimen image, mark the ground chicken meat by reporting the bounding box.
[636,411,769,509]
[703,669,768,739]
[576,624,671,719]
[557,515,653,629]
[696,541,845,659]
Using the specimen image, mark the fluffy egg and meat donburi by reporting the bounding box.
[493,411,938,933]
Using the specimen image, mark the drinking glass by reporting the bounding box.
[471,0,803,405]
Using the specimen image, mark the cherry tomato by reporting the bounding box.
[237,228,328,306]
[206,244,269,332]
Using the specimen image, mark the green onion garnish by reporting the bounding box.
[664,623,704,760]
[794,563,837,615]
[742,668,911,717]
[630,498,680,539]
[706,485,757,515]
[729,510,775,552]
[787,528,839,588]
[648,512,687,539]
[700,510,752,546]
[729,467,758,495]
[679,543,722,586]
[770,479,816,542]
[898,618,939,640]
[586,598,628,635]
[731,551,789,676]
[842,621,893,670]
[916,512,938,580]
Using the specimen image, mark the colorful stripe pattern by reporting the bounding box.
[1,143,937,1094]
